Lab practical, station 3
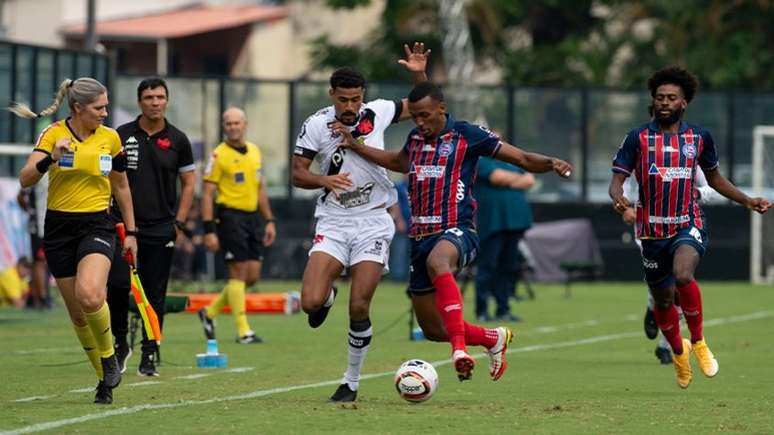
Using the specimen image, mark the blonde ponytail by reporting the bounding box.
[8,79,71,119]
[7,78,105,119]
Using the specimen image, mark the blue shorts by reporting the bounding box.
[640,226,708,288]
[409,227,479,294]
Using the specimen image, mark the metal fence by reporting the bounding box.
[3,40,774,202]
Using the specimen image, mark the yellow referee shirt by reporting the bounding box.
[203,141,263,212]
[34,119,122,212]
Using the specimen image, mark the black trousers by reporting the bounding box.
[107,223,175,353]
[474,230,526,317]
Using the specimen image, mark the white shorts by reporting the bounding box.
[309,211,395,271]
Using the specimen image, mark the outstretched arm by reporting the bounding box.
[332,122,410,173]
[705,168,771,213]
[397,42,430,121]
[493,142,572,178]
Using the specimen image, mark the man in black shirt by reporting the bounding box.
[107,78,196,376]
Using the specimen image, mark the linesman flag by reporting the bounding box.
[116,223,162,344]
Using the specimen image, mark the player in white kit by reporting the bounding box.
[291,43,430,402]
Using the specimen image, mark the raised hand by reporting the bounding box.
[398,42,431,74]
[330,121,357,148]
[52,137,71,161]
[747,197,772,214]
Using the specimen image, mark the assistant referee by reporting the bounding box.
[197,107,276,344]
[107,77,195,377]
[14,77,138,405]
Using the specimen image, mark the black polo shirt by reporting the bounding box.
[112,116,195,229]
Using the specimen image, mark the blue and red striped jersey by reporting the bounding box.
[401,115,502,237]
[612,120,719,239]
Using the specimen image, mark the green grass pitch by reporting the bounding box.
[1,281,772,434]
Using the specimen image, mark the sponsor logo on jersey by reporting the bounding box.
[125,136,140,170]
[313,234,325,244]
[647,215,691,224]
[414,215,442,224]
[648,163,692,181]
[414,165,445,180]
[338,182,375,208]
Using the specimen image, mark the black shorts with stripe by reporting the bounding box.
[44,210,115,278]
[216,207,264,262]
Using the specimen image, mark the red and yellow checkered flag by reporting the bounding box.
[116,223,162,344]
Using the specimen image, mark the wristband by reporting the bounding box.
[175,220,186,231]
[125,229,138,236]
[203,220,216,234]
[265,218,276,224]
[35,155,55,173]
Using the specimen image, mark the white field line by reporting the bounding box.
[2,310,769,435]
[8,314,641,356]
[175,374,211,380]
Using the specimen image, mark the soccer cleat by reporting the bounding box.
[691,339,719,377]
[308,286,338,329]
[329,383,357,402]
[486,327,514,381]
[644,308,659,340]
[452,349,475,381]
[93,380,113,404]
[114,342,132,374]
[101,354,122,389]
[672,339,693,389]
[236,333,264,344]
[198,308,216,340]
[655,346,673,365]
[138,351,159,377]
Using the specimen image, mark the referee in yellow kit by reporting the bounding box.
[13,78,138,405]
[198,107,276,344]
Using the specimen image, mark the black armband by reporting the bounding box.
[112,153,127,172]
[203,220,216,234]
[35,155,55,173]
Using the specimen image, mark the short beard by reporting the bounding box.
[656,107,683,127]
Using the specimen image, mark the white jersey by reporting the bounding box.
[295,99,400,218]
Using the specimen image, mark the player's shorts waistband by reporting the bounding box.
[218,206,259,216]
[314,205,390,219]
[46,209,109,218]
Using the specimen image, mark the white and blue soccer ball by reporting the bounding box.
[394,359,438,403]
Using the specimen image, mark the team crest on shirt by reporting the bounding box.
[681,144,696,158]
[438,134,453,157]
[156,137,171,150]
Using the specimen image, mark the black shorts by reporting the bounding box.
[44,210,115,278]
[217,207,264,262]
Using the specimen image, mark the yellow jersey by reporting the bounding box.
[34,119,122,213]
[203,141,263,212]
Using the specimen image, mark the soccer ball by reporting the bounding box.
[394,359,438,403]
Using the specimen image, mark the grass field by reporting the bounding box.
[1,281,773,434]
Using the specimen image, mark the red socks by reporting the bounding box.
[677,280,703,343]
[653,304,684,354]
[464,322,499,349]
[433,272,466,351]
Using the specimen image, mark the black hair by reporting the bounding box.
[137,77,169,101]
[329,67,366,90]
[408,81,444,103]
[647,66,698,103]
